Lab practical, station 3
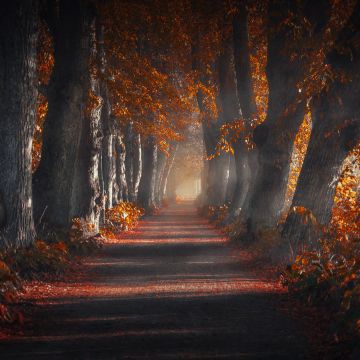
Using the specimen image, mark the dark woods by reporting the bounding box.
[0,0,359,352]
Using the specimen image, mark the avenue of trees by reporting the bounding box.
[0,0,359,260]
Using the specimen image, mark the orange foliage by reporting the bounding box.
[32,94,48,171]
[100,0,196,149]
[37,23,54,86]
[32,23,54,171]
[282,112,312,218]
[84,89,102,119]
[283,145,360,342]
[101,202,144,238]
[248,0,268,126]
[210,2,268,157]
[208,119,245,159]
[292,0,357,106]
[331,144,360,242]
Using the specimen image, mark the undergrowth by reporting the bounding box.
[0,218,103,325]
[0,201,143,325]
[281,217,360,347]
[200,189,359,350]
[100,202,144,238]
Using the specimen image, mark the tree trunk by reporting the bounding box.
[160,143,178,201]
[154,150,167,207]
[113,132,128,204]
[245,0,334,235]
[70,17,103,232]
[244,0,307,235]
[192,24,230,207]
[246,106,305,233]
[202,124,230,206]
[97,22,109,225]
[0,1,38,247]
[133,134,142,200]
[231,0,259,219]
[125,123,142,202]
[217,21,243,208]
[101,132,115,210]
[137,136,158,210]
[226,155,237,203]
[33,0,97,230]
[282,95,358,253]
[165,170,177,203]
[283,1,360,252]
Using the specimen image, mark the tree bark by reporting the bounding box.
[165,169,178,203]
[217,30,241,207]
[202,124,230,206]
[113,132,128,204]
[137,136,158,210]
[154,150,167,207]
[70,16,103,232]
[226,155,237,203]
[191,22,230,207]
[33,0,100,230]
[98,23,110,222]
[282,1,360,251]
[125,123,142,202]
[245,0,334,235]
[0,1,38,247]
[244,0,307,235]
[101,131,115,210]
[159,143,178,202]
[231,0,259,219]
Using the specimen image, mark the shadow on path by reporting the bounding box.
[0,202,316,359]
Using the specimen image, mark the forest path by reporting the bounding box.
[0,202,316,359]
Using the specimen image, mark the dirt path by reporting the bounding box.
[0,202,316,359]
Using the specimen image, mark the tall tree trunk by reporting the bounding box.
[226,155,237,203]
[202,124,230,206]
[244,0,308,235]
[97,22,109,225]
[165,170,178,203]
[282,94,359,253]
[99,21,116,212]
[283,1,360,252]
[133,134,142,200]
[113,132,128,204]
[154,150,167,207]
[231,0,258,219]
[160,143,178,201]
[101,128,115,210]
[245,0,332,235]
[216,21,242,209]
[33,0,99,230]
[70,16,103,232]
[192,23,229,207]
[137,136,158,210]
[0,1,38,247]
[125,123,142,202]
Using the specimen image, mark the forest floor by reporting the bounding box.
[0,202,329,359]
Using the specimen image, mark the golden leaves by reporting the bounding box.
[37,22,54,87]
[208,119,246,159]
[84,89,102,118]
[102,0,196,148]
[248,2,268,125]
[101,202,144,238]
[331,143,360,242]
[282,112,312,215]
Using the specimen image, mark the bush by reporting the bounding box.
[0,260,22,323]
[101,202,144,238]
[198,204,229,226]
[0,218,104,324]
[282,213,360,344]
